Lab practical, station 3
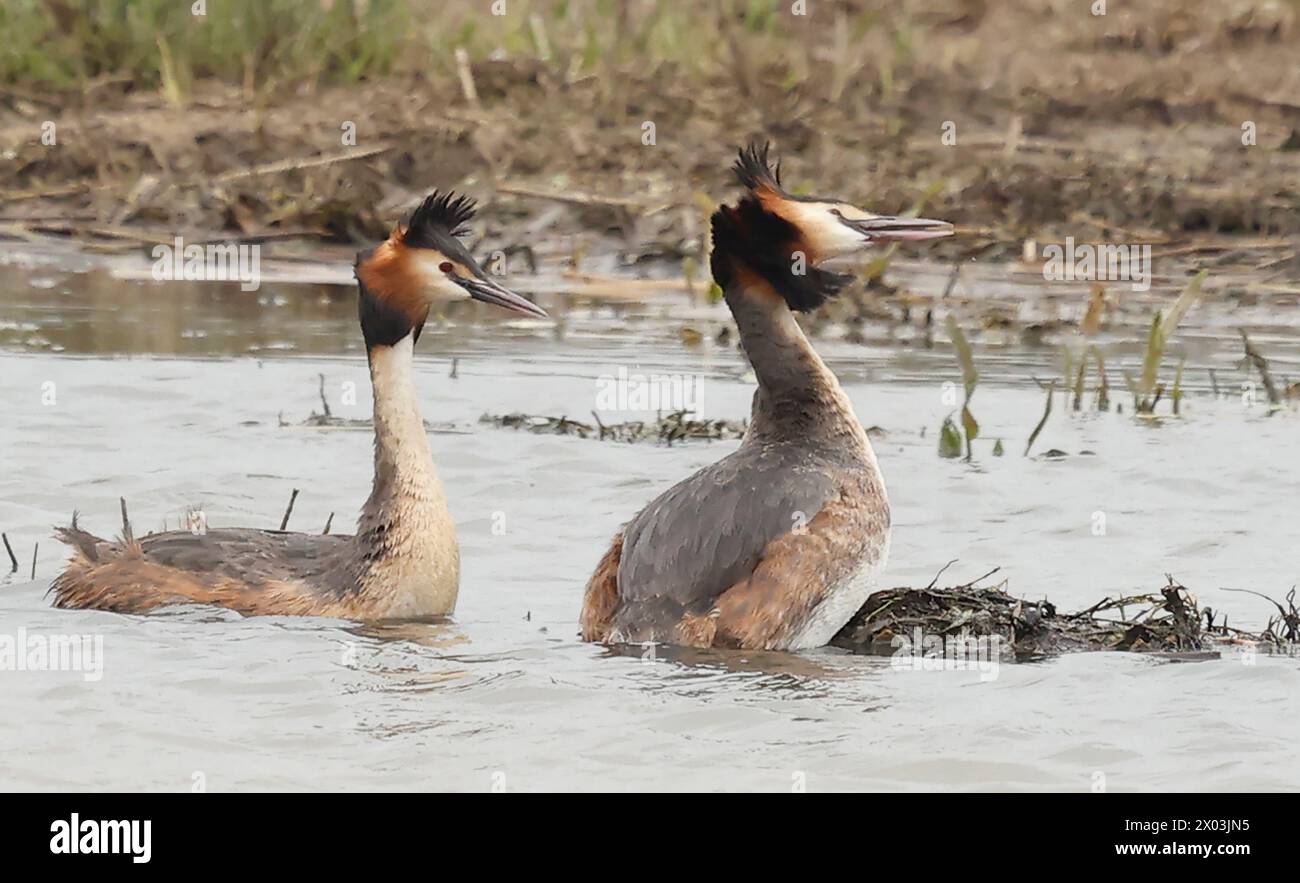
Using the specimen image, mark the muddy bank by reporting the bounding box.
[3,0,1299,267]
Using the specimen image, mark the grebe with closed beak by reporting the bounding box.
[52,191,546,619]
[581,143,953,651]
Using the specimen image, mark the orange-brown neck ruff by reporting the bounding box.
[728,264,787,310]
[355,232,430,349]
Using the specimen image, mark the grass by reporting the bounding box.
[938,270,1224,463]
[1124,271,1207,415]
[0,0,865,95]
[0,0,413,92]
[943,314,980,461]
[938,314,1026,462]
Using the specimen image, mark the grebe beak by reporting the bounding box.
[842,215,954,243]
[455,273,548,318]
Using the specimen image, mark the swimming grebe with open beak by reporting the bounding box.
[51,191,547,619]
[581,143,953,651]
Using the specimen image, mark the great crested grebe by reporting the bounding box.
[52,191,546,619]
[581,143,953,651]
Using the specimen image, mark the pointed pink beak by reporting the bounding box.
[847,215,954,242]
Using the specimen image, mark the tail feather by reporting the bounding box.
[579,531,624,642]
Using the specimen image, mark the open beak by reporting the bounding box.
[845,215,954,243]
[456,274,548,318]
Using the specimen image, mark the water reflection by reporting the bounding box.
[599,640,853,685]
[4,251,1297,392]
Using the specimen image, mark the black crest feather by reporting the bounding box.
[733,141,783,193]
[711,144,848,313]
[404,190,477,248]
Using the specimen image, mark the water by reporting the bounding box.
[2,253,1298,791]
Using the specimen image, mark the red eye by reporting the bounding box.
[439,261,454,273]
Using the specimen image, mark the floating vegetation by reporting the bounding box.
[1221,587,1300,645]
[282,374,461,433]
[279,377,748,443]
[283,410,458,432]
[289,412,374,430]
[285,374,368,429]
[481,410,747,445]
[832,571,1292,661]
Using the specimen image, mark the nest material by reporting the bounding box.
[480,410,747,445]
[832,574,1285,661]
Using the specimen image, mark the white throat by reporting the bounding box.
[368,335,433,473]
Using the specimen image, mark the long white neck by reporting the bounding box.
[365,335,438,502]
[353,334,460,616]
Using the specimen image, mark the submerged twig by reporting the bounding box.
[317,374,331,419]
[119,497,134,545]
[279,488,300,531]
[1024,379,1055,456]
[1092,347,1110,411]
[925,559,959,590]
[955,566,1002,590]
[941,262,961,298]
[1222,586,1299,642]
[1239,330,1281,407]
[1072,358,1086,411]
[2,533,17,573]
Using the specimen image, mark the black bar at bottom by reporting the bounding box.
[1,793,1282,866]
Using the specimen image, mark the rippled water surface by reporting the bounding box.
[2,253,1298,791]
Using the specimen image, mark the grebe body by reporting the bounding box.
[581,144,952,650]
[53,192,546,619]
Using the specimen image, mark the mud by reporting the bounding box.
[3,0,1299,269]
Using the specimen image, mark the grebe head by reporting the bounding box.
[711,143,953,312]
[733,142,953,261]
[355,190,546,347]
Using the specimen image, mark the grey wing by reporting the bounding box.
[617,445,838,612]
[139,528,353,584]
